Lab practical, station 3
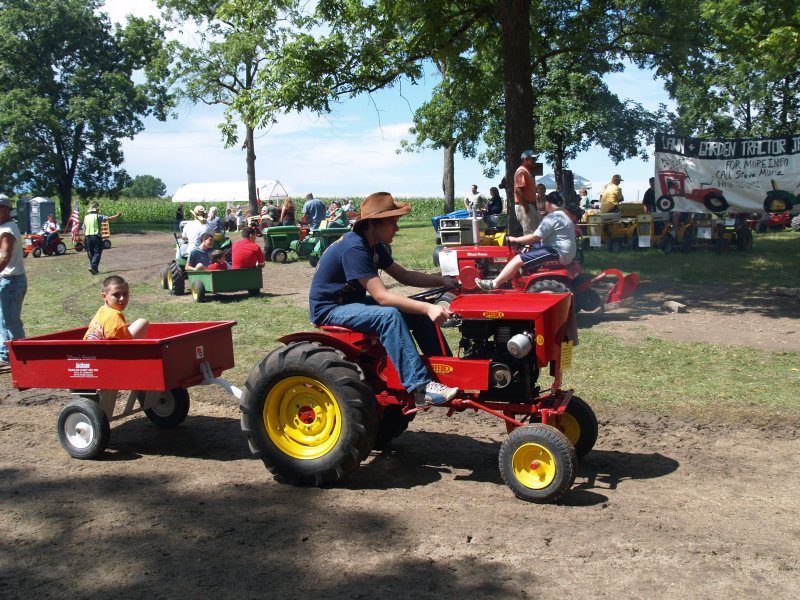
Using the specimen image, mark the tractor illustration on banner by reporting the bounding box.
[656,170,729,214]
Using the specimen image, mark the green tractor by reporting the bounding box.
[159,232,233,295]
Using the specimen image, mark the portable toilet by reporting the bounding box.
[30,197,56,232]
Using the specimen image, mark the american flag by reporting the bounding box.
[67,202,80,242]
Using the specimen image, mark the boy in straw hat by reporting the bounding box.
[309,192,459,405]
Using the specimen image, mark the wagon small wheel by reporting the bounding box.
[56,398,110,460]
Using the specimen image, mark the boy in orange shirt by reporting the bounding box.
[83,275,149,340]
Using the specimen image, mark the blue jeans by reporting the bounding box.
[0,274,27,362]
[86,234,103,271]
[321,300,449,393]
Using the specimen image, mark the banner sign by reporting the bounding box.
[654,132,800,213]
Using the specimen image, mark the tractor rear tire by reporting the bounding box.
[167,262,185,295]
[56,398,110,460]
[240,342,378,485]
[526,278,570,295]
[736,227,753,251]
[143,388,191,428]
[373,405,416,450]
[558,396,598,458]
[499,424,576,503]
[55,242,67,255]
[191,280,206,303]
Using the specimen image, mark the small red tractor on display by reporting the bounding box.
[437,244,639,313]
[656,170,729,214]
[22,231,68,258]
[240,288,596,503]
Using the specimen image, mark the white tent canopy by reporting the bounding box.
[171,180,289,204]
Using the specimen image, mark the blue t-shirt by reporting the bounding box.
[188,247,212,268]
[309,231,393,324]
[302,199,327,230]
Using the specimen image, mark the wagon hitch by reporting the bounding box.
[199,361,242,400]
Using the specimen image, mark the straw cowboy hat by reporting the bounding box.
[191,205,207,223]
[353,192,411,230]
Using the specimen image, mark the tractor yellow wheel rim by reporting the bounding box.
[167,271,173,287]
[559,412,580,447]
[264,376,342,460]
[512,443,557,489]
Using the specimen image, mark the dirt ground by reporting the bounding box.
[1,232,799,599]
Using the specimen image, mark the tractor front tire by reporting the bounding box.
[32,248,42,258]
[143,388,191,428]
[240,342,378,485]
[557,396,598,458]
[499,424,576,503]
[271,248,288,263]
[159,266,169,290]
[56,398,110,460]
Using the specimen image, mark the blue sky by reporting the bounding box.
[103,1,671,201]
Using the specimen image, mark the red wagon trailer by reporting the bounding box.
[7,321,237,459]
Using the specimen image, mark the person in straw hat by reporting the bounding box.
[182,204,214,258]
[309,192,459,406]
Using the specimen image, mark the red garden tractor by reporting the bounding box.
[22,231,68,258]
[438,244,639,313]
[240,288,597,503]
[656,170,729,214]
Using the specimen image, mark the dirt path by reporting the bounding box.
[1,233,799,598]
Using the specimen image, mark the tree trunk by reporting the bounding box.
[442,142,455,213]
[498,0,535,236]
[245,125,258,215]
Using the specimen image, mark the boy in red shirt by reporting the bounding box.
[83,275,149,340]
[206,249,228,270]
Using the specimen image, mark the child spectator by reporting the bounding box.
[206,249,228,270]
[83,275,149,340]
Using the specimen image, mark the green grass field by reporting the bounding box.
[15,211,800,421]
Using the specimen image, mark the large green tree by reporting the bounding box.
[252,0,700,230]
[122,174,168,198]
[666,0,799,137]
[0,0,172,222]
[158,0,303,215]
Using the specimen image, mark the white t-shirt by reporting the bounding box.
[183,219,214,256]
[0,220,25,276]
[533,210,576,264]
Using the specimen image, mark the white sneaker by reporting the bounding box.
[416,381,458,405]
[475,278,495,291]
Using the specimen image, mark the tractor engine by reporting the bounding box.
[456,317,540,401]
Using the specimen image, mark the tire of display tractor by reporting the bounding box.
[557,396,598,458]
[159,267,169,290]
[240,342,378,485]
[373,405,416,450]
[498,424,576,503]
[191,280,206,303]
[55,242,67,255]
[308,255,319,268]
[736,228,753,251]
[656,195,675,212]
[703,193,729,214]
[526,278,570,295]
[32,248,42,258]
[102,239,111,249]
[56,398,110,459]
[271,248,288,263]
[432,245,443,267]
[168,262,185,295]
[660,236,674,254]
[143,388,191,428]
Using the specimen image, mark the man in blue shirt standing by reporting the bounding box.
[302,193,327,230]
[309,192,459,405]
